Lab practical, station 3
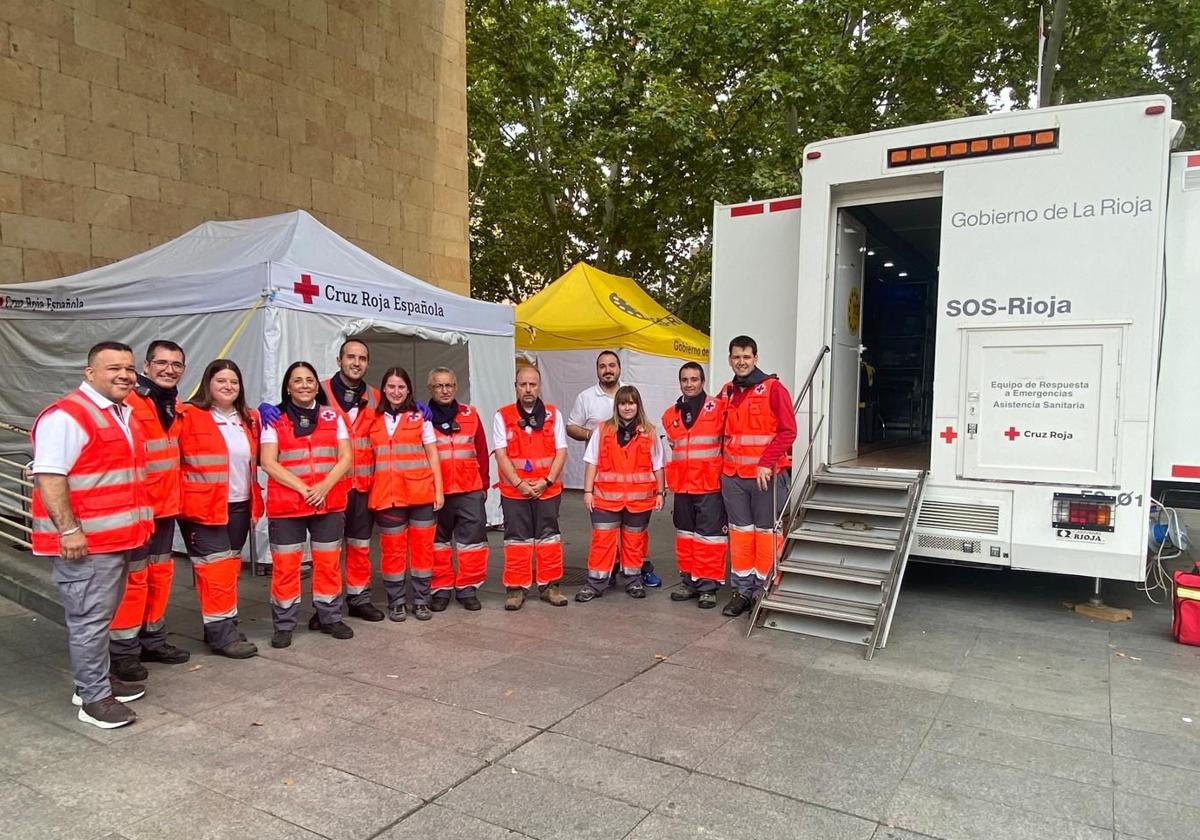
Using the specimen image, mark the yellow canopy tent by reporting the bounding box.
[515,262,709,361]
[515,262,711,487]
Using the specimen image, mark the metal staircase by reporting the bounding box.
[747,347,926,660]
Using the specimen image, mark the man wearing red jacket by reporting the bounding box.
[322,339,386,622]
[718,335,797,617]
[427,367,491,611]
[110,340,191,682]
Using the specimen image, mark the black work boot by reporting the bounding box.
[347,602,385,622]
[721,593,752,617]
[110,656,148,682]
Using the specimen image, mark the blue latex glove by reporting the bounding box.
[415,401,433,421]
[257,402,281,427]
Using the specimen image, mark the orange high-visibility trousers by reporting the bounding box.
[110,517,175,658]
[501,495,563,589]
[342,489,376,607]
[584,507,652,592]
[720,473,788,597]
[672,491,726,593]
[432,490,489,597]
[377,504,436,606]
[179,500,252,651]
[268,511,344,631]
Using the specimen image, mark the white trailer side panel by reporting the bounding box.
[798,96,1175,581]
[1153,151,1200,483]
[711,198,802,391]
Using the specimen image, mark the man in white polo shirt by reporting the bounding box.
[30,342,154,729]
[566,350,662,587]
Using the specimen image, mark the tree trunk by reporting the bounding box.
[1039,0,1069,107]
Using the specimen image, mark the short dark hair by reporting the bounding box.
[339,339,369,359]
[728,335,757,355]
[678,362,705,382]
[278,361,326,407]
[596,350,621,368]
[88,341,133,365]
[146,340,185,363]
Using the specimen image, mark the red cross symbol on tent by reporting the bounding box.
[1004,426,1020,441]
[939,426,957,444]
[294,273,320,304]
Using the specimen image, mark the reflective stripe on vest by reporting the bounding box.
[433,405,485,494]
[177,405,264,526]
[367,410,436,509]
[721,379,788,478]
[126,390,182,518]
[497,403,562,500]
[266,410,348,518]
[662,397,725,494]
[591,425,657,512]
[322,379,379,493]
[30,390,155,555]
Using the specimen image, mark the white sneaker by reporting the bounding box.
[72,677,146,707]
[77,696,137,729]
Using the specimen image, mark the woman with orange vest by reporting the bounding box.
[576,385,665,602]
[368,367,444,622]
[175,360,263,659]
[663,362,727,609]
[259,361,354,649]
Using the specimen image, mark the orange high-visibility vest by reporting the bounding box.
[322,378,379,494]
[497,403,563,500]
[266,408,348,518]
[367,410,436,510]
[721,377,790,478]
[176,404,264,525]
[30,390,155,556]
[434,404,485,495]
[661,396,725,494]
[592,424,657,513]
[126,388,181,518]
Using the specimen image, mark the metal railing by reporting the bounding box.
[774,345,831,536]
[0,450,33,551]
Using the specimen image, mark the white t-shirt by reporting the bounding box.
[259,408,350,445]
[32,381,135,476]
[492,405,568,453]
[382,412,436,443]
[583,426,665,470]
[567,383,624,433]
[210,408,253,503]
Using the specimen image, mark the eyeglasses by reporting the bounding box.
[150,360,186,372]
[431,383,456,390]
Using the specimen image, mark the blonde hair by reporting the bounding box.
[604,385,654,436]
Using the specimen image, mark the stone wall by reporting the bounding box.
[0,0,469,294]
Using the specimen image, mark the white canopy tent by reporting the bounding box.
[0,210,514,525]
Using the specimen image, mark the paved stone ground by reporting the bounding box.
[2,493,1199,840]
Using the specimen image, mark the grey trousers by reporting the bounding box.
[52,551,131,704]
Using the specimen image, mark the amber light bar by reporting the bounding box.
[887,128,1059,168]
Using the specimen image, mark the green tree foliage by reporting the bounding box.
[467,0,1198,328]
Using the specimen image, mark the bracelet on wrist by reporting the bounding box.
[583,489,593,494]
[59,526,81,537]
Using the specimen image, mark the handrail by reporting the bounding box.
[750,344,830,636]
[864,469,927,659]
[776,345,830,531]
[0,450,33,549]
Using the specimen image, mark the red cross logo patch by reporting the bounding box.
[294,273,320,304]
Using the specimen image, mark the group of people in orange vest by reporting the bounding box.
[29,334,794,730]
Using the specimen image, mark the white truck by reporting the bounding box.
[712,96,1197,608]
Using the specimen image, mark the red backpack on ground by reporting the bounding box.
[1171,567,1200,646]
